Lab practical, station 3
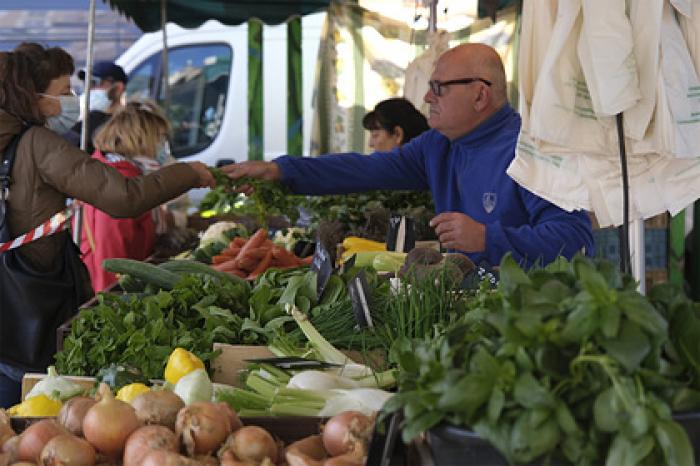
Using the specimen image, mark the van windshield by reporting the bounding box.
[126,43,232,158]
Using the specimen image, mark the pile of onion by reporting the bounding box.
[15,419,68,462]
[175,401,240,456]
[58,396,96,437]
[40,434,96,466]
[130,389,185,430]
[123,425,179,466]
[218,426,278,465]
[0,410,15,448]
[286,411,374,466]
[82,383,140,458]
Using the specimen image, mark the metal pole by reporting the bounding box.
[73,0,97,245]
[161,0,170,114]
[616,113,631,275]
[428,0,438,33]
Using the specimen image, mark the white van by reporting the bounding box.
[115,16,324,202]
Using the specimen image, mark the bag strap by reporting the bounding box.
[0,125,33,229]
[0,124,77,253]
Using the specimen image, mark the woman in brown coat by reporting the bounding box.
[0,42,215,407]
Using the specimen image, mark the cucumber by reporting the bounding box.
[159,259,249,288]
[102,258,180,290]
[118,273,145,293]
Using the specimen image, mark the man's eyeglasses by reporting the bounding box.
[428,78,492,97]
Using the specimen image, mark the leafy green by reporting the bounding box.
[201,167,303,226]
[385,254,697,466]
[55,274,250,380]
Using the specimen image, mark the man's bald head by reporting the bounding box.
[424,43,509,140]
[440,43,508,106]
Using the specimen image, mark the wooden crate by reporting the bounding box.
[211,343,386,387]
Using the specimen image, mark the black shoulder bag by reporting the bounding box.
[0,126,93,371]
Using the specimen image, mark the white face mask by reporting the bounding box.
[86,89,112,113]
[155,140,172,166]
[41,94,81,134]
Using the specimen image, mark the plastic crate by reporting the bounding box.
[592,228,668,270]
[426,413,700,465]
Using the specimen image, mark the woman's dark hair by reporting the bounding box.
[362,97,429,144]
[0,42,75,124]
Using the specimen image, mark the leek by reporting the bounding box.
[286,304,351,365]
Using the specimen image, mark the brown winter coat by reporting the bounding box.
[0,110,199,275]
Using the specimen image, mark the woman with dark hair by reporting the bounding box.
[0,43,215,407]
[362,97,429,151]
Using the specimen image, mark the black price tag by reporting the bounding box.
[386,215,415,253]
[311,240,333,299]
[365,410,404,466]
[339,252,356,275]
[347,270,374,329]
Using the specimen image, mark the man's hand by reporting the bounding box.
[429,212,486,253]
[187,162,216,188]
[219,161,282,195]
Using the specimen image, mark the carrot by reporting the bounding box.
[247,249,274,280]
[231,237,247,248]
[212,254,233,265]
[247,247,271,261]
[237,256,259,273]
[234,228,268,268]
[299,255,313,265]
[228,269,247,279]
[220,246,241,258]
[213,260,240,272]
[271,246,300,267]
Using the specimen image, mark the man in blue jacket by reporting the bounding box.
[223,43,593,267]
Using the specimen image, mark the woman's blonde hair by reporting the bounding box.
[93,99,170,158]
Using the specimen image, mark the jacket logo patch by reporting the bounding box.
[482,192,497,214]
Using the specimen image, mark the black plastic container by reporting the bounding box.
[427,412,700,466]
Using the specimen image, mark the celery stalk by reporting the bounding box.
[246,372,279,399]
[238,408,272,417]
[216,387,270,411]
[270,403,322,416]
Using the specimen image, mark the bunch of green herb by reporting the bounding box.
[302,190,435,239]
[201,167,303,226]
[55,274,251,380]
[385,255,696,466]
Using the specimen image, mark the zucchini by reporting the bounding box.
[118,273,145,293]
[159,259,248,287]
[102,258,180,290]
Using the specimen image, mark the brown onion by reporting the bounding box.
[175,402,234,456]
[130,390,184,430]
[323,451,366,466]
[40,434,95,466]
[123,425,178,466]
[16,420,68,462]
[0,410,15,449]
[219,449,256,466]
[58,397,96,437]
[139,450,204,466]
[322,411,373,458]
[226,426,277,463]
[285,435,327,466]
[82,383,140,458]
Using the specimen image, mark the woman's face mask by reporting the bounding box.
[40,93,81,134]
[155,140,172,166]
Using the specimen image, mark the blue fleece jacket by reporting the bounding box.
[275,105,594,267]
